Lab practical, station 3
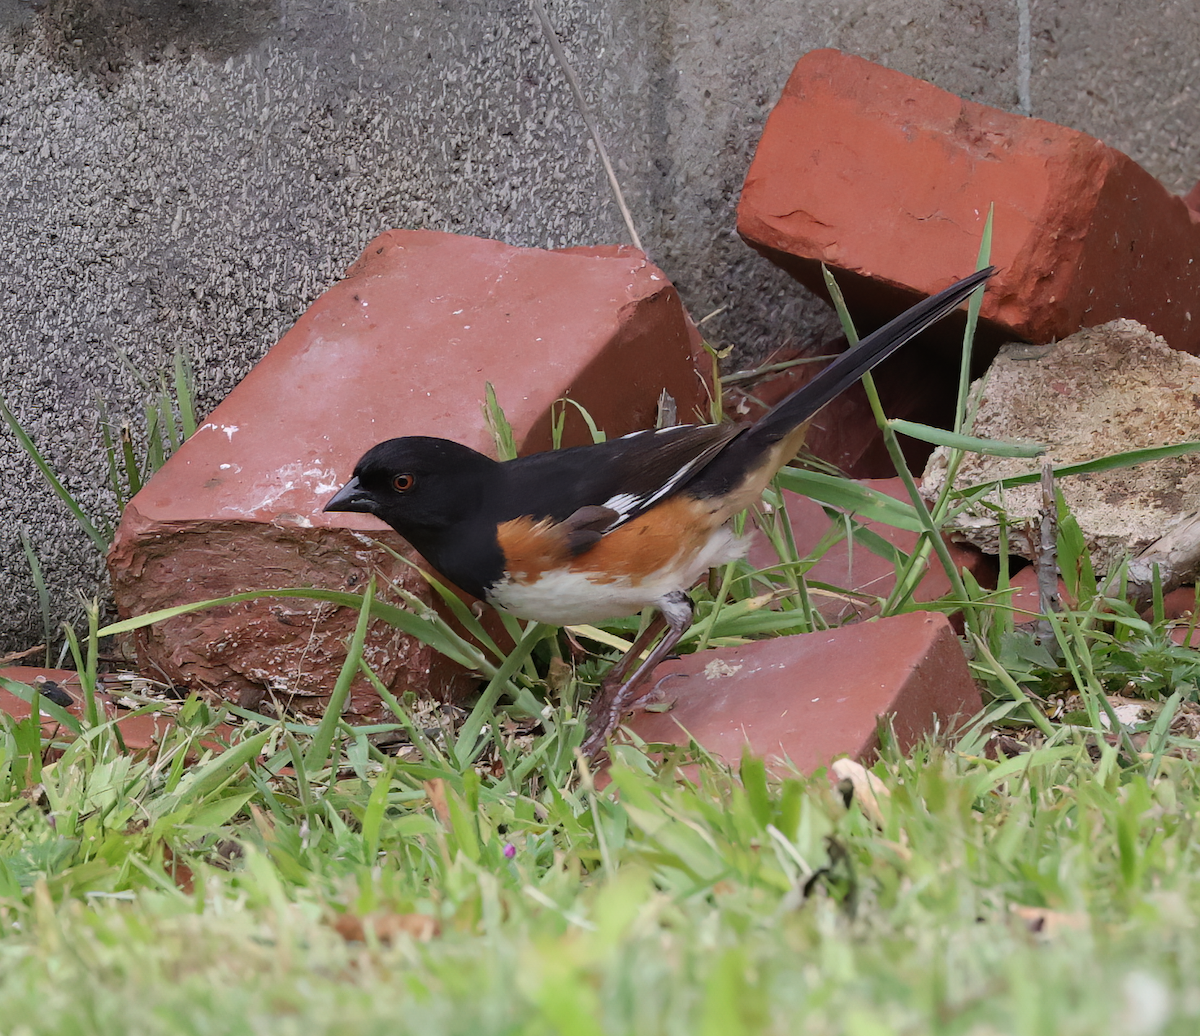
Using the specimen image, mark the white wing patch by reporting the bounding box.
[617,427,677,440]
[600,448,720,530]
[602,492,640,519]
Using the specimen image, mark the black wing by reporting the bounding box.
[497,423,743,531]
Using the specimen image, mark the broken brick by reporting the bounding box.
[723,346,932,476]
[739,49,1200,359]
[108,231,708,721]
[0,665,233,752]
[623,610,980,773]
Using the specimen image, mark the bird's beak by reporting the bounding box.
[323,477,375,514]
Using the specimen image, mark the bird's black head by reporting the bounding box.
[324,436,501,541]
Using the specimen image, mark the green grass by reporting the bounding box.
[9,241,1200,1030]
[2,342,198,555]
[0,702,1198,1034]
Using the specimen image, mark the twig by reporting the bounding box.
[0,644,47,666]
[720,354,840,386]
[1035,461,1060,642]
[529,0,643,253]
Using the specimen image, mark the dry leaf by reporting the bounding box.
[830,758,889,826]
[423,778,450,825]
[249,802,276,840]
[332,912,441,944]
[1011,904,1088,937]
[545,656,574,694]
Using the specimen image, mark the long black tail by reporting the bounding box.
[747,266,995,446]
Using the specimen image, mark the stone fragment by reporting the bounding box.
[921,321,1200,577]
[108,231,707,720]
[624,610,979,773]
[738,49,1200,356]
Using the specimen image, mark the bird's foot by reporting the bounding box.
[580,672,683,759]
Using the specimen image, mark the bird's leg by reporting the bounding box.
[581,590,694,758]
[577,616,665,744]
[598,613,668,686]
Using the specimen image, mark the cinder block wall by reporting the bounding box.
[2,0,1197,648]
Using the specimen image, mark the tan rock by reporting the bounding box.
[922,320,1200,575]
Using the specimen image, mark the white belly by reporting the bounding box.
[486,525,748,625]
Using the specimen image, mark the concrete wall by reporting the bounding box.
[1,0,1198,650]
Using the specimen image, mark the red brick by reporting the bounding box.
[1148,586,1199,646]
[1170,625,1200,647]
[0,667,85,728]
[1184,182,1200,222]
[747,479,996,624]
[108,231,707,720]
[738,49,1200,355]
[1004,568,1197,629]
[1147,586,1197,622]
[1005,576,1200,646]
[0,666,233,752]
[1010,575,1197,629]
[1006,566,1069,622]
[623,610,979,773]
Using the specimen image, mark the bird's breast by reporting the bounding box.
[486,497,747,625]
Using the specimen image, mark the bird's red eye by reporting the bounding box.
[392,473,415,492]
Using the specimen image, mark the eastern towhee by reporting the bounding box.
[325,267,994,755]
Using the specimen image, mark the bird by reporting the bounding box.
[324,267,994,756]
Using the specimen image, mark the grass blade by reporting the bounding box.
[144,403,165,475]
[1145,688,1183,782]
[159,386,180,452]
[305,577,374,771]
[18,529,52,667]
[0,393,111,552]
[887,419,1044,458]
[955,205,994,434]
[553,397,608,444]
[0,677,83,735]
[160,728,274,810]
[775,468,926,532]
[956,441,1200,493]
[454,622,552,764]
[174,343,198,439]
[95,397,127,513]
[96,587,491,674]
[120,425,143,498]
[483,382,518,461]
